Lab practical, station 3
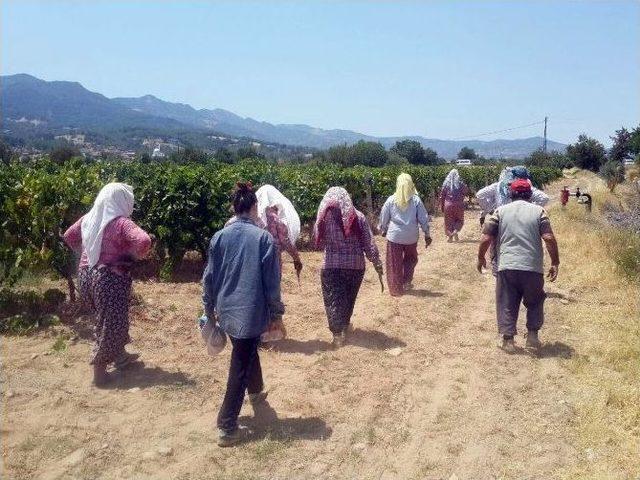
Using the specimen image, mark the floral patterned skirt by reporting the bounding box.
[78,266,132,365]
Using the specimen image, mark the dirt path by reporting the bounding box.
[2,207,583,480]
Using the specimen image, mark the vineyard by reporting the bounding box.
[0,159,561,292]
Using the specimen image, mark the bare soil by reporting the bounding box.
[1,199,595,479]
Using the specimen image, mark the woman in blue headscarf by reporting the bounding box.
[476,166,549,215]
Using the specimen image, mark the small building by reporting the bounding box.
[151,146,165,158]
[456,159,472,166]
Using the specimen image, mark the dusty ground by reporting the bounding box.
[1,176,636,479]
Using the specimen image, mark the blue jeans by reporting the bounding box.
[217,336,264,433]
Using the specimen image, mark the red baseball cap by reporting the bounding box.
[510,178,532,194]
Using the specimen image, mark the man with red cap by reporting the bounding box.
[477,178,560,353]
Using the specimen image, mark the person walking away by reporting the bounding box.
[477,179,560,353]
[379,173,432,296]
[476,166,550,214]
[314,187,383,347]
[254,185,302,341]
[255,184,303,276]
[476,166,550,275]
[202,182,284,447]
[439,169,468,242]
[63,183,151,387]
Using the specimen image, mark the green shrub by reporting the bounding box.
[0,289,63,335]
[600,160,625,192]
[609,231,640,281]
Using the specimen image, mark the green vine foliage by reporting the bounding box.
[1,158,561,287]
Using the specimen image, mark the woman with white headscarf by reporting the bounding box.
[64,183,151,386]
[255,185,302,278]
[226,184,302,278]
[440,169,469,242]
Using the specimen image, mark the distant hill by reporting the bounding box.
[1,74,183,131]
[2,74,566,158]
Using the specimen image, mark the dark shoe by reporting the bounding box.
[525,330,542,350]
[92,364,112,387]
[114,352,140,370]
[217,426,249,447]
[500,336,515,354]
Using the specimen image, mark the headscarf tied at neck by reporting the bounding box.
[81,182,134,268]
[313,187,358,248]
[442,168,463,192]
[394,173,417,211]
[497,166,531,206]
[255,184,301,243]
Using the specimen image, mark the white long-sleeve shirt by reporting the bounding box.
[476,182,549,213]
[378,194,430,245]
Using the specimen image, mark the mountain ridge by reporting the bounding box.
[1,74,566,158]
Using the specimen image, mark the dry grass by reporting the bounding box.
[549,171,640,478]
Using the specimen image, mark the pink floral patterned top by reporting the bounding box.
[63,216,151,271]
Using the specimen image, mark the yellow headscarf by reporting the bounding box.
[394,173,417,211]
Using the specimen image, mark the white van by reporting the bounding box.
[456,159,472,166]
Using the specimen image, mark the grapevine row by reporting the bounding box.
[0,159,561,290]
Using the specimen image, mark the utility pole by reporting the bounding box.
[543,116,548,153]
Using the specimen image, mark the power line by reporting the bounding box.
[451,120,545,140]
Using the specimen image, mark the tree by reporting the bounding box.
[0,139,13,165]
[182,147,209,164]
[236,146,264,161]
[138,152,152,164]
[50,145,81,164]
[600,160,625,192]
[566,134,606,172]
[424,147,439,165]
[629,125,640,156]
[391,140,434,165]
[386,151,409,166]
[350,141,388,167]
[326,141,387,167]
[216,147,235,164]
[457,147,477,160]
[525,148,573,169]
[609,127,632,163]
[327,144,351,165]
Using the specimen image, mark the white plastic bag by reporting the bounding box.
[260,319,286,343]
[198,315,227,356]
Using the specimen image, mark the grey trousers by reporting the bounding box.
[496,270,546,336]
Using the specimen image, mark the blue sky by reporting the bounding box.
[2,0,639,145]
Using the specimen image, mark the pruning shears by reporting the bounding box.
[378,271,385,293]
